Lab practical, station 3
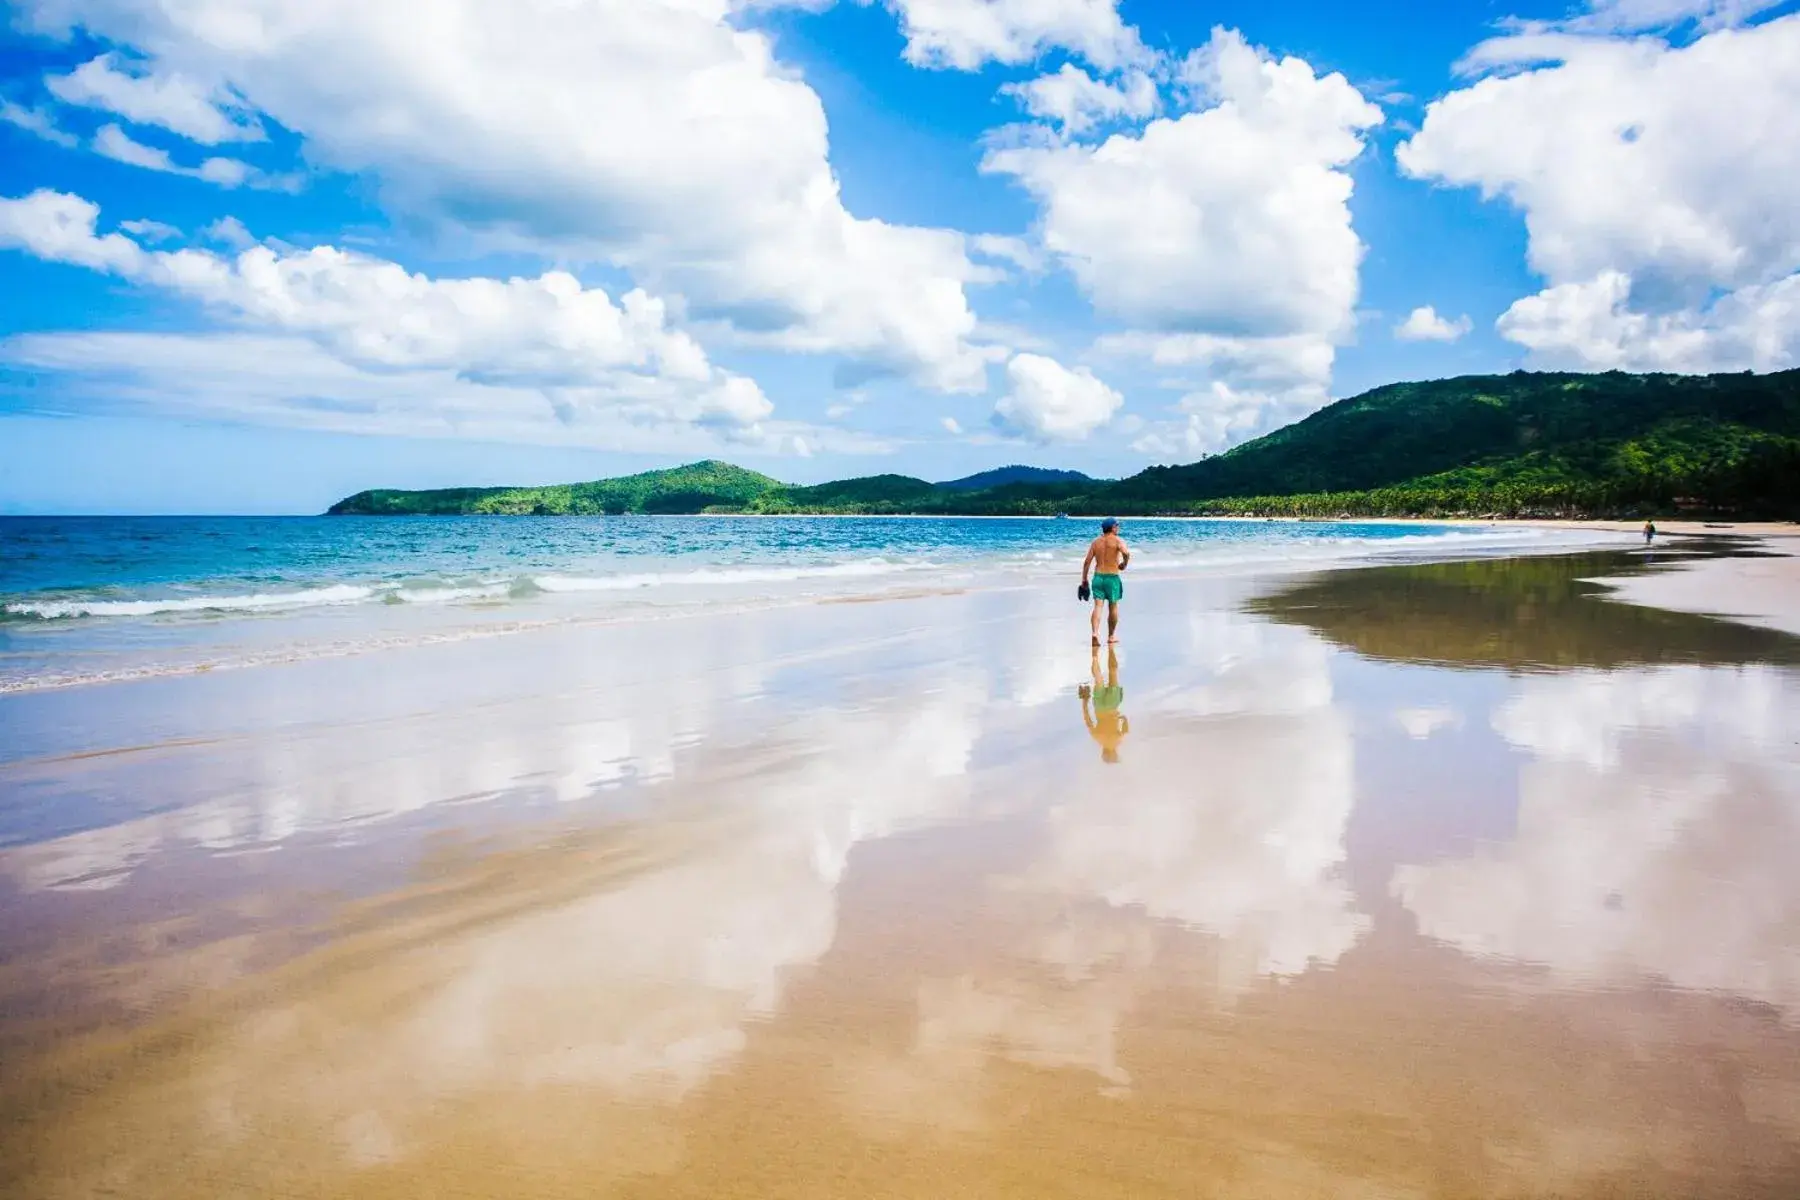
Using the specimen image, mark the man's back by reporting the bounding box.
[1089,533,1128,575]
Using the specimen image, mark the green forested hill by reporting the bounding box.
[328,460,782,515]
[937,465,1092,490]
[1102,369,1800,513]
[778,474,941,509]
[327,369,1800,519]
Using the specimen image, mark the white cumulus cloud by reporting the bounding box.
[0,189,779,440]
[880,0,1148,71]
[1577,0,1789,30]
[968,233,1044,276]
[0,188,144,273]
[91,123,278,189]
[1000,64,1157,135]
[1394,305,1473,342]
[992,352,1121,441]
[1495,269,1800,372]
[1128,380,1322,462]
[199,214,253,250]
[47,52,261,144]
[987,28,1382,456]
[17,0,992,392]
[1460,0,1788,72]
[117,217,180,242]
[3,331,872,455]
[1099,330,1341,458]
[1401,14,1800,372]
[987,29,1380,335]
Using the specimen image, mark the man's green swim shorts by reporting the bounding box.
[1090,573,1123,603]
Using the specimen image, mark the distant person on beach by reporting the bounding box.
[1080,518,1130,647]
[1644,520,1657,544]
[1078,648,1129,763]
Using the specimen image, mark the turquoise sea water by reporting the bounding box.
[0,515,1623,693]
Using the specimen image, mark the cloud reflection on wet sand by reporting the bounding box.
[3,569,1800,1197]
[1,683,981,1198]
[1397,663,1800,1012]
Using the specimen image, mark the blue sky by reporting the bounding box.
[1,0,1796,513]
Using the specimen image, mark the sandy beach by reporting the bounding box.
[4,543,1800,1198]
[1351,518,1800,638]
[1593,539,1800,637]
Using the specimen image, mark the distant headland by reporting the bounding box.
[328,369,1800,520]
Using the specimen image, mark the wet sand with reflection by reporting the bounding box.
[1248,542,1800,671]
[4,547,1800,1197]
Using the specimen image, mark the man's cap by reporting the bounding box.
[1101,517,1118,531]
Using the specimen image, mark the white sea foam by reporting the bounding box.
[5,584,375,620]
[531,557,931,592]
[2,560,935,623]
[9,577,537,620]
[390,581,516,605]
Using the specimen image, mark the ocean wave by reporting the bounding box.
[4,584,376,620]
[0,558,940,624]
[0,527,1626,625]
[3,578,533,620]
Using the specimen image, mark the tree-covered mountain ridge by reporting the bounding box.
[327,369,1800,518]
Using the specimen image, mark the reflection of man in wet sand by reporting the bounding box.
[1078,648,1129,763]
[1080,518,1130,647]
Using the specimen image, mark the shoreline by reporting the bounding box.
[6,521,1794,699]
[1590,543,1800,638]
[0,526,1629,697]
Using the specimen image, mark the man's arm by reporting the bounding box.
[1081,540,1097,581]
[1118,539,1130,571]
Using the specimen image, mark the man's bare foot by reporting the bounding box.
[1091,636,1101,648]
[1107,636,1119,644]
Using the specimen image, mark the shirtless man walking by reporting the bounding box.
[1080,517,1130,647]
